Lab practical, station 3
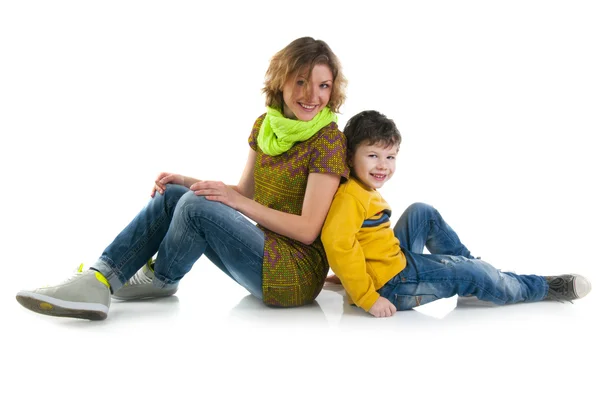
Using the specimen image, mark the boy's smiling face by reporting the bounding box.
[350,141,399,190]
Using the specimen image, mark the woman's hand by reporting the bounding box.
[368,296,397,318]
[190,180,244,210]
[151,172,186,197]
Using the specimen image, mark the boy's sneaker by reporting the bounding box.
[16,264,110,320]
[544,274,592,303]
[112,261,178,301]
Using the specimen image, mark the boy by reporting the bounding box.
[321,110,592,317]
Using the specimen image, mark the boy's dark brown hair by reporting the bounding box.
[343,110,401,156]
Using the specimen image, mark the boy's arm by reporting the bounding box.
[321,192,381,311]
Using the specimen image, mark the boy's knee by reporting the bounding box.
[406,202,436,216]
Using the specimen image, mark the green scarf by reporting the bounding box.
[257,106,337,156]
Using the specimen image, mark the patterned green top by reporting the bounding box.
[248,114,349,307]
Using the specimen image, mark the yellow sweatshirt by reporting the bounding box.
[321,177,406,311]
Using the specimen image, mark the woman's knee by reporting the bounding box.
[150,184,189,214]
[175,192,228,221]
[157,184,189,206]
[163,183,189,200]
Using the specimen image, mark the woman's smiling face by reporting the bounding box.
[282,64,333,121]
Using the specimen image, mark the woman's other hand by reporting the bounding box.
[151,172,186,197]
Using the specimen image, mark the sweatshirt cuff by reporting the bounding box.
[357,291,380,312]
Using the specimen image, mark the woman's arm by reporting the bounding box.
[191,170,340,245]
[237,172,340,244]
[151,150,257,198]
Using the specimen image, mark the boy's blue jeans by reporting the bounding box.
[378,203,549,310]
[92,184,265,299]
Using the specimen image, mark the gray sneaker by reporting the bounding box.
[545,274,592,303]
[112,262,178,301]
[16,265,111,320]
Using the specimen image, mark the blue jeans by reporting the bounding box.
[93,184,265,299]
[378,203,548,310]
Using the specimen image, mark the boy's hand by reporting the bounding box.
[368,296,397,318]
[324,274,341,284]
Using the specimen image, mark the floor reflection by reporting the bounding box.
[109,295,181,322]
[228,294,329,328]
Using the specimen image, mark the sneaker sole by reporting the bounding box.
[16,291,108,321]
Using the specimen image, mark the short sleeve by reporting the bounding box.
[309,125,350,179]
[248,113,267,151]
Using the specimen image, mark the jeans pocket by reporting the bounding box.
[393,294,439,311]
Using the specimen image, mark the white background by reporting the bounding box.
[1,1,598,397]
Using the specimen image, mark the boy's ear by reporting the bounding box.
[347,154,353,167]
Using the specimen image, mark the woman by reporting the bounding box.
[16,37,350,320]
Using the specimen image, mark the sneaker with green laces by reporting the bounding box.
[544,274,592,303]
[112,260,178,301]
[16,264,111,320]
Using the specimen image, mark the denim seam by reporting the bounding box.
[417,219,463,255]
[409,221,429,252]
[433,220,461,248]
[97,256,125,284]
[208,229,263,279]
[116,190,180,272]
[189,203,264,257]
[206,232,264,287]
[432,276,508,303]
[159,213,194,286]
[115,210,167,275]
[153,273,177,288]
[158,202,263,286]
[156,198,264,287]
[393,273,509,303]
